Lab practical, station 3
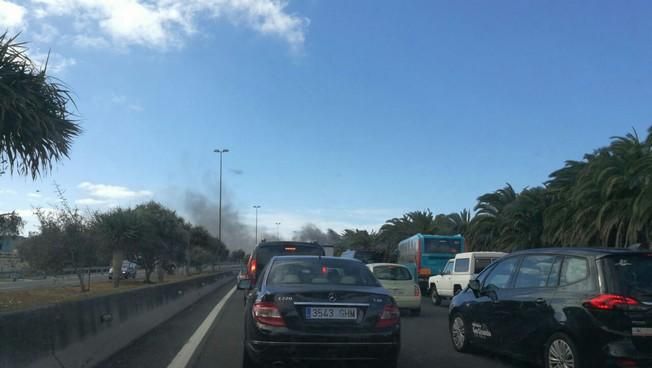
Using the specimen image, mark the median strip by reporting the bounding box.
[167,285,237,368]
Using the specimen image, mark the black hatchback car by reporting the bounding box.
[238,256,401,368]
[449,248,652,368]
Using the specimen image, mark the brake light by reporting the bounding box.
[414,284,421,297]
[284,247,296,251]
[252,302,286,327]
[419,268,432,277]
[585,294,639,310]
[249,258,257,276]
[376,304,400,328]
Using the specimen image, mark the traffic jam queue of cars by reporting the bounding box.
[237,238,652,368]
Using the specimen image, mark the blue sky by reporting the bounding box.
[0,0,650,243]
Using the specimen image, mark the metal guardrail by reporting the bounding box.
[0,263,241,281]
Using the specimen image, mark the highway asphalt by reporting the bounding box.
[100,280,532,368]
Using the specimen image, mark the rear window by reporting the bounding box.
[372,265,412,281]
[474,258,494,274]
[255,244,324,271]
[268,258,380,287]
[604,255,652,302]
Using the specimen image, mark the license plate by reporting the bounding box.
[305,307,357,320]
[632,327,652,336]
[390,289,404,296]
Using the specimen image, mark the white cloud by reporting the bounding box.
[29,50,77,73]
[0,189,17,196]
[27,192,42,198]
[75,198,109,206]
[111,94,144,112]
[32,23,59,43]
[73,34,109,48]
[0,0,27,30]
[24,0,308,49]
[78,181,153,200]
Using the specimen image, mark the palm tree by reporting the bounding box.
[94,208,141,288]
[0,33,81,178]
[467,184,517,250]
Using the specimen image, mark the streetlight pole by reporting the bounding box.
[253,205,261,245]
[275,222,281,240]
[213,148,229,242]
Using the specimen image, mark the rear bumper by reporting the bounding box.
[246,340,400,363]
[393,295,421,310]
[602,339,652,367]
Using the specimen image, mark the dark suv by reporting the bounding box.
[245,241,325,283]
[449,248,652,368]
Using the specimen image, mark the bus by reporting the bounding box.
[397,234,464,291]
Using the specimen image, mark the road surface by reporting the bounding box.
[101,281,531,368]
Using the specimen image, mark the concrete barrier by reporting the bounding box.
[0,271,236,368]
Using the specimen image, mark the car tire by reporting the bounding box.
[242,348,259,368]
[450,313,472,353]
[544,332,582,368]
[431,287,442,306]
[411,308,421,316]
[453,285,462,296]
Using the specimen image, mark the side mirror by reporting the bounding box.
[468,279,481,292]
[237,278,253,290]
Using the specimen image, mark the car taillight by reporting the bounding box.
[414,284,421,297]
[585,294,639,310]
[252,302,285,327]
[249,258,257,276]
[376,304,400,328]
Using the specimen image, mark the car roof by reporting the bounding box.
[255,241,321,249]
[366,263,409,268]
[269,255,360,262]
[455,251,507,258]
[510,247,650,258]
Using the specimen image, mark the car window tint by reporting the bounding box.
[268,258,379,287]
[442,261,453,275]
[454,258,470,273]
[514,255,556,288]
[372,265,412,281]
[560,257,589,285]
[474,258,493,274]
[483,257,519,290]
[546,257,562,287]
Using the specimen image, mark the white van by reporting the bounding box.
[428,251,506,305]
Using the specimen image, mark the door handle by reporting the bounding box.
[535,298,546,305]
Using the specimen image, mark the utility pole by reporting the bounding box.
[275,222,281,240]
[253,205,261,245]
[213,148,229,242]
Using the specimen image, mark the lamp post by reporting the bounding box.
[275,222,281,240]
[253,205,261,245]
[213,148,229,242]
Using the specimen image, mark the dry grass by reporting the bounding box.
[0,272,220,313]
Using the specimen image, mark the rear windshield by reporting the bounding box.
[255,244,324,271]
[268,258,380,287]
[372,265,412,281]
[424,238,462,253]
[604,255,652,302]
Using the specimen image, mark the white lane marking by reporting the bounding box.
[167,286,237,368]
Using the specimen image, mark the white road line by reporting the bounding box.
[167,286,237,368]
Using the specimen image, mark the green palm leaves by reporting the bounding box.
[0,33,80,178]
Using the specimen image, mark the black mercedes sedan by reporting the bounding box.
[237,256,401,368]
[448,248,652,368]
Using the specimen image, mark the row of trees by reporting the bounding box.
[17,192,231,291]
[326,127,651,258]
